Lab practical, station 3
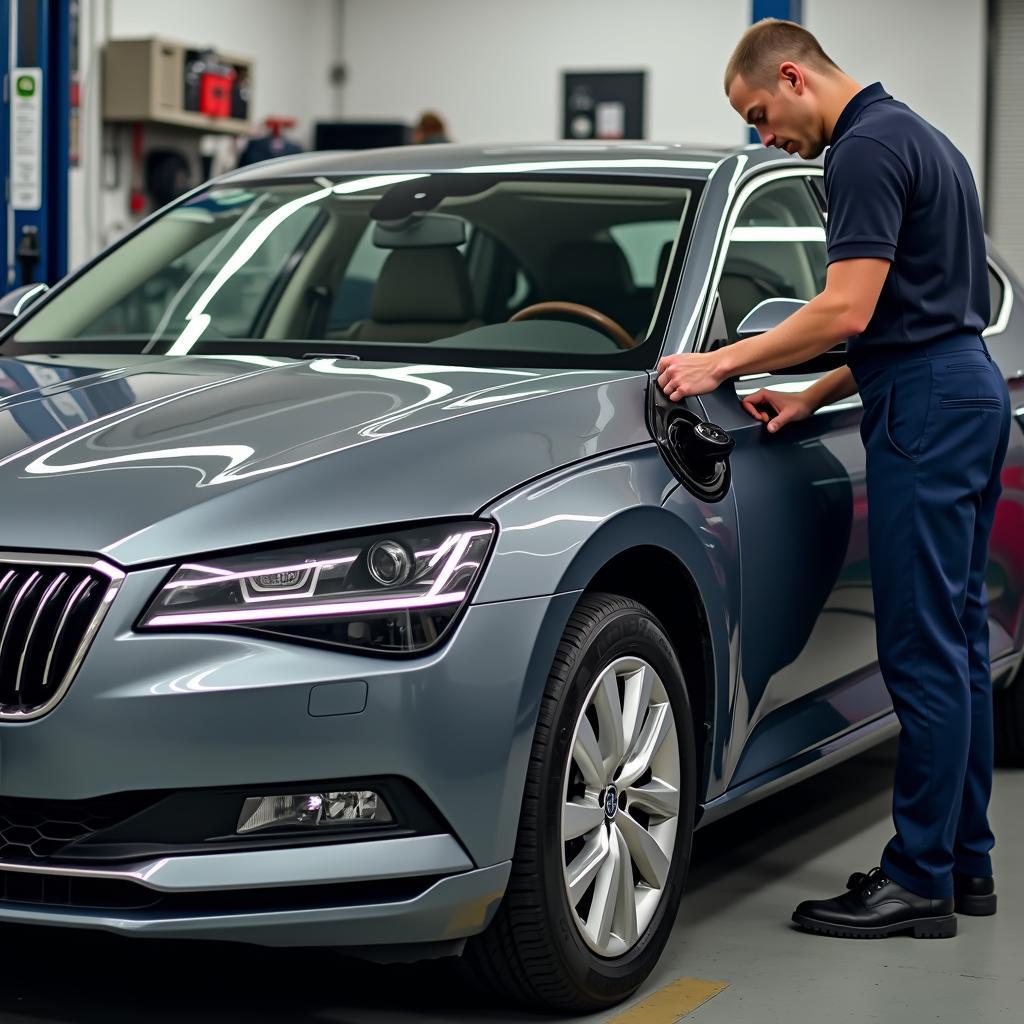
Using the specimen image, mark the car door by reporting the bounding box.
[688,169,887,792]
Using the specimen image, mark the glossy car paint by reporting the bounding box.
[0,143,1021,949]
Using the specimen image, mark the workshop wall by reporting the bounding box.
[805,0,987,193]
[337,0,750,147]
[337,0,987,186]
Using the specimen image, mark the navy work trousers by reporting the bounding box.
[852,333,1013,901]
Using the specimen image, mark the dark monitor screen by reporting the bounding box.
[313,121,410,150]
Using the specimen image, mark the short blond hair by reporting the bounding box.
[724,18,839,94]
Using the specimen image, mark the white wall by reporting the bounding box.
[338,0,750,146]
[804,0,987,189]
[338,0,987,182]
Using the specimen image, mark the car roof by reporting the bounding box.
[216,140,807,185]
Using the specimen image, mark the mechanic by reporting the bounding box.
[657,18,1012,939]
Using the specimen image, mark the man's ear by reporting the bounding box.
[779,61,805,93]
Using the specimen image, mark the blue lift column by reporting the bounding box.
[747,0,804,144]
[1,0,72,292]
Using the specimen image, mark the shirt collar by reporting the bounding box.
[830,82,892,145]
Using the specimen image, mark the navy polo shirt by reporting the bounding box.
[824,82,989,362]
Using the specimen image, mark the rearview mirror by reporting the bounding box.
[0,282,48,330]
[372,212,467,249]
[735,296,848,374]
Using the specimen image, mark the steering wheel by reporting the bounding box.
[508,301,636,350]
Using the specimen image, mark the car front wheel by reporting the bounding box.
[465,592,697,1012]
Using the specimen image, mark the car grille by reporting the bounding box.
[0,793,156,862]
[0,555,122,718]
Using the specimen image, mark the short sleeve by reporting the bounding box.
[824,135,910,264]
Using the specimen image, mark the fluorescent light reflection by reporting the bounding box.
[167,174,427,356]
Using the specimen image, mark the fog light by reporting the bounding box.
[236,790,392,834]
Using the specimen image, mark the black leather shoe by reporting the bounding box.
[792,867,957,939]
[954,873,997,916]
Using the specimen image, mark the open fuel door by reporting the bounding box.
[648,296,735,502]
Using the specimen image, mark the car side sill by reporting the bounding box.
[696,712,899,829]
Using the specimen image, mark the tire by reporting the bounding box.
[464,592,698,1013]
[994,662,1024,766]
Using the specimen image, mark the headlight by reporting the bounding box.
[138,520,495,654]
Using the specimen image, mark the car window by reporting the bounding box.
[988,264,1005,330]
[11,173,699,370]
[717,176,826,337]
[79,194,323,342]
[609,220,680,288]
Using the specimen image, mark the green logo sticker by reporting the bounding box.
[16,75,36,98]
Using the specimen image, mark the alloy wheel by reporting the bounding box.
[560,655,681,957]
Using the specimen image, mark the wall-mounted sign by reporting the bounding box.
[11,68,43,211]
[562,71,646,141]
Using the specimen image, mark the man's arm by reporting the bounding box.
[806,364,859,407]
[741,365,858,433]
[657,258,890,400]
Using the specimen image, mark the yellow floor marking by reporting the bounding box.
[605,978,729,1024]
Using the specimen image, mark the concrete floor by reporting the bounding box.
[0,738,1018,1024]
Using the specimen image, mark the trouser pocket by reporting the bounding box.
[938,398,1004,409]
[884,362,934,460]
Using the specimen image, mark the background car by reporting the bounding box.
[0,143,1022,1012]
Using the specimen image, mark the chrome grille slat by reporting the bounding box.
[41,575,92,694]
[0,553,124,720]
[0,571,41,671]
[15,572,68,694]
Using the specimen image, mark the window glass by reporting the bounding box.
[12,174,698,370]
[79,192,322,341]
[609,220,680,288]
[988,265,1005,329]
[718,177,826,337]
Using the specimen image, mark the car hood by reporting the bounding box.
[0,354,650,565]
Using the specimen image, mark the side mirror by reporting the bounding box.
[0,283,48,330]
[736,297,808,336]
[735,297,848,374]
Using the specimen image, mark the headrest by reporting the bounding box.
[370,247,476,323]
[544,240,635,295]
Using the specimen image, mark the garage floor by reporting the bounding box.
[0,739,1018,1024]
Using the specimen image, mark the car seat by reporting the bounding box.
[340,247,484,342]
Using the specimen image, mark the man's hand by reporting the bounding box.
[741,388,813,433]
[657,351,728,401]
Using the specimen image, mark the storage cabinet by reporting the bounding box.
[103,37,253,135]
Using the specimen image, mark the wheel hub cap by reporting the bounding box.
[604,787,619,819]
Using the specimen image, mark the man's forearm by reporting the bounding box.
[716,289,864,378]
[804,366,858,411]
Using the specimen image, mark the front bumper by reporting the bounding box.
[0,565,579,946]
[0,862,511,948]
[0,837,510,947]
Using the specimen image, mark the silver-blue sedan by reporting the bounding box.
[0,142,1022,1012]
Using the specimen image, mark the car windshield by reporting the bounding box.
[7,171,699,368]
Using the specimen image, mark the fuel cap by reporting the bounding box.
[693,421,735,457]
